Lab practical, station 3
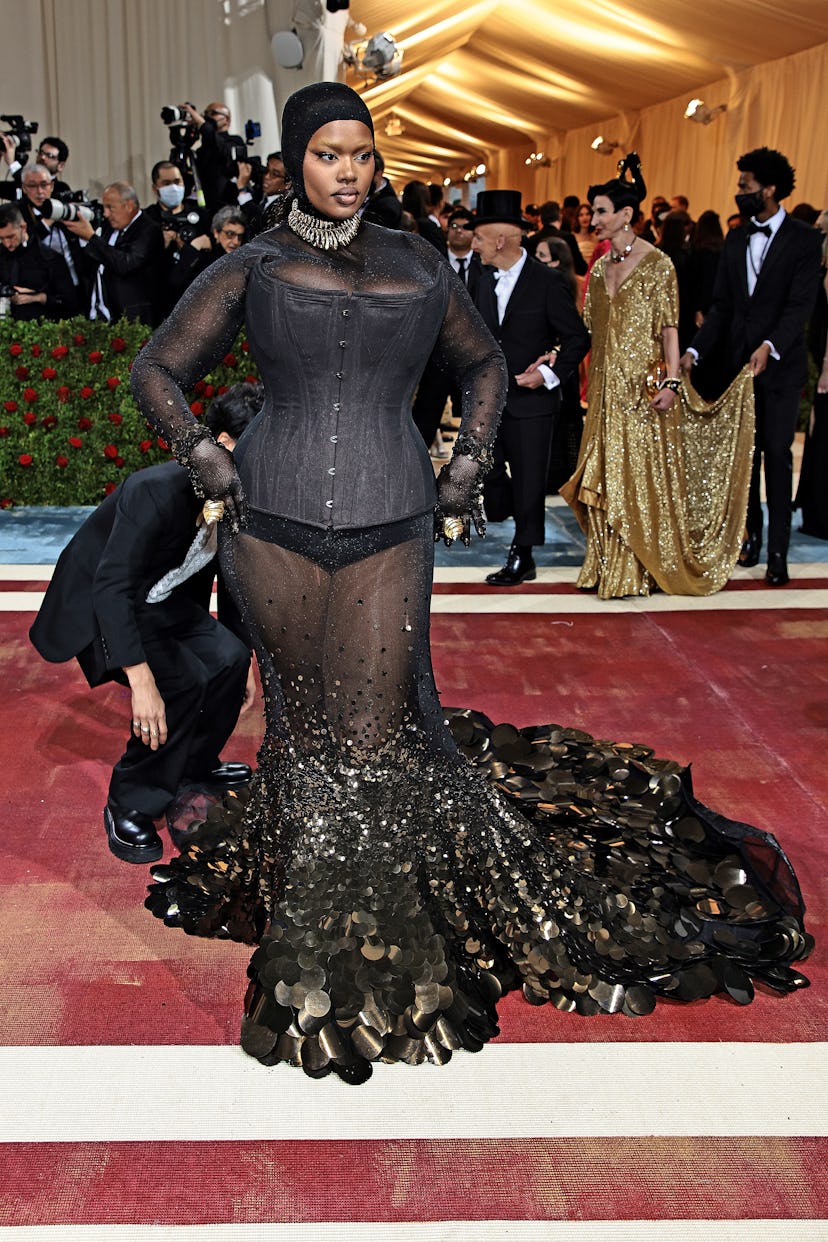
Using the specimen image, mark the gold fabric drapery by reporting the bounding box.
[561,250,755,599]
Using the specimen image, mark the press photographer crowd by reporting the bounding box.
[0,104,276,325]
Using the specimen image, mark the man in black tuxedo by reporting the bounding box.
[411,207,483,455]
[30,385,262,864]
[472,189,590,585]
[681,147,822,586]
[64,182,164,325]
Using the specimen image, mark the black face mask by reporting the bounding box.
[735,189,765,218]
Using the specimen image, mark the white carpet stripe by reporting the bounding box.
[1,1043,825,1142]
[1,1222,827,1241]
[4,587,828,614]
[431,563,828,584]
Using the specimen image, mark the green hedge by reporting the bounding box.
[0,316,259,506]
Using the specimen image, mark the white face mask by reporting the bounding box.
[157,184,185,208]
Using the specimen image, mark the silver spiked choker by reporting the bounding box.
[287,198,361,250]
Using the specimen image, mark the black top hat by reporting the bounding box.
[473,189,528,228]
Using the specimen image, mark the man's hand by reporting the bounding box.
[12,288,46,307]
[182,104,206,128]
[189,233,212,251]
[0,134,15,167]
[125,662,168,750]
[515,368,546,389]
[239,662,257,714]
[236,161,252,190]
[63,216,95,241]
[679,352,695,373]
[749,342,771,376]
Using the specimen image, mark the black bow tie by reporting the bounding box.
[748,222,772,237]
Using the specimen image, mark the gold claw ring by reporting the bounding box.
[202,499,226,524]
[442,516,465,542]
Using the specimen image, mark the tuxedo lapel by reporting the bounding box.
[753,216,791,295]
[476,267,499,333]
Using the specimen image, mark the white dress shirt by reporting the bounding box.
[494,250,559,390]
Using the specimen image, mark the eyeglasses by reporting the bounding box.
[207,110,230,119]
[38,150,60,161]
[25,180,52,189]
[219,228,245,239]
[449,222,473,231]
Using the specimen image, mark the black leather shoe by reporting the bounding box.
[104,799,163,864]
[737,532,762,568]
[188,761,253,789]
[485,546,536,586]
[765,554,790,587]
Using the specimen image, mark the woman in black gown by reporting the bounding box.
[131,83,810,1083]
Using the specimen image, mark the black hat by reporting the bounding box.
[473,189,528,228]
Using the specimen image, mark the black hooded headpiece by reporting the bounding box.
[281,82,374,216]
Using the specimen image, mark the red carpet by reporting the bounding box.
[1,580,826,1234]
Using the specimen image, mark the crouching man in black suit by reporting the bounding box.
[30,383,264,863]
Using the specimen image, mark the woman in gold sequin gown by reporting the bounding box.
[131,97,809,1083]
[561,160,754,599]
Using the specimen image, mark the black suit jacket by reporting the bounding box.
[363,180,403,230]
[448,251,483,300]
[29,462,234,687]
[0,240,77,319]
[474,253,590,418]
[82,212,164,325]
[690,215,822,389]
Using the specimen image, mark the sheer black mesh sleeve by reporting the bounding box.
[432,271,507,534]
[130,250,250,505]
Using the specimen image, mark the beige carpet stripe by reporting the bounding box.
[1,1044,825,1143]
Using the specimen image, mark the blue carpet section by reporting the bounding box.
[1,499,825,566]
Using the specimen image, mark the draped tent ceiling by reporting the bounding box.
[351,0,828,197]
[2,0,827,217]
[355,0,828,174]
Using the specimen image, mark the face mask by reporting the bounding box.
[735,189,764,218]
[158,184,185,209]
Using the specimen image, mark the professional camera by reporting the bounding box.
[0,281,16,319]
[41,191,104,229]
[227,119,262,183]
[0,114,38,166]
[159,208,206,244]
[160,104,199,151]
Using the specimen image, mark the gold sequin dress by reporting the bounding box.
[131,226,808,1084]
[561,249,755,598]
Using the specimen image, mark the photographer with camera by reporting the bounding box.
[63,182,163,325]
[14,164,86,310]
[0,202,77,321]
[1,131,72,196]
[144,161,209,319]
[165,204,246,308]
[176,102,251,213]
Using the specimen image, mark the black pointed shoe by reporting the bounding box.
[737,532,762,568]
[104,799,163,864]
[485,545,537,586]
[765,554,790,587]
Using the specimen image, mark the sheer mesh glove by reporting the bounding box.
[434,440,491,547]
[187,433,248,533]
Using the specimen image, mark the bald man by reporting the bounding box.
[472,190,589,585]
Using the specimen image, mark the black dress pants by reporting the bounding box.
[109,597,250,817]
[411,357,458,449]
[484,404,558,548]
[746,377,802,560]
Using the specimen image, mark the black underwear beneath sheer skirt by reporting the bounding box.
[246,507,429,572]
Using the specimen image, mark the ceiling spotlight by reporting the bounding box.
[525,151,552,167]
[591,136,620,155]
[684,98,727,125]
[343,32,404,82]
[476,162,487,176]
[384,113,404,137]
